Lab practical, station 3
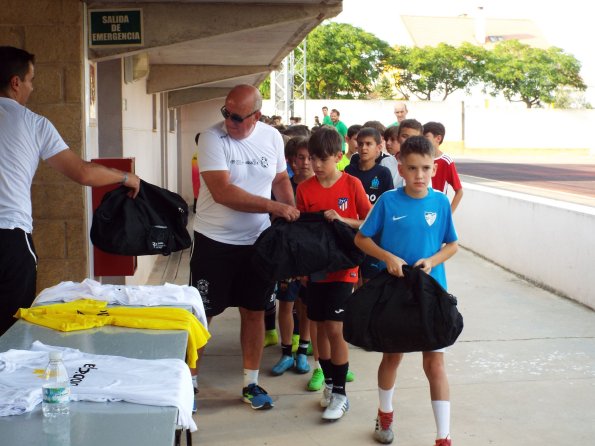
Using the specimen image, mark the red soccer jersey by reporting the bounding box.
[432,154,462,194]
[296,172,371,283]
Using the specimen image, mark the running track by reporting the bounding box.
[456,161,595,201]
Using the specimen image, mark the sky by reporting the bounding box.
[332,0,594,98]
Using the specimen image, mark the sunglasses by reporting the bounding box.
[220,106,259,123]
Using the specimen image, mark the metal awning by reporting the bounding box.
[85,0,342,106]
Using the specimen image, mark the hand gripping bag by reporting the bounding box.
[343,266,463,353]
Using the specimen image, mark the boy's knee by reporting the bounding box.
[239,308,264,323]
[423,354,446,377]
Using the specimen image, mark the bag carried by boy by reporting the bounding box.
[252,211,365,281]
[343,266,463,353]
[91,180,191,256]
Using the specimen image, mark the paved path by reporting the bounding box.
[149,246,595,445]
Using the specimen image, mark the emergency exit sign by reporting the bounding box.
[89,9,143,47]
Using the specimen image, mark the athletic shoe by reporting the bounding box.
[242,384,274,410]
[320,384,333,408]
[295,353,310,374]
[373,410,394,444]
[263,329,278,347]
[435,438,451,446]
[306,341,313,356]
[291,334,300,353]
[307,367,325,391]
[271,355,294,376]
[322,393,349,421]
[346,369,355,382]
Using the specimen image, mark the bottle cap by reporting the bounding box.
[49,351,63,361]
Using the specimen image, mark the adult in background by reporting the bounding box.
[321,106,332,125]
[190,84,299,410]
[0,46,140,336]
[388,101,408,128]
[329,108,348,153]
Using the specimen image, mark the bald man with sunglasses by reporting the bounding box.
[190,84,299,410]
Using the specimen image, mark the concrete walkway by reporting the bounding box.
[149,246,595,445]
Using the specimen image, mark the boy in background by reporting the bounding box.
[397,119,423,154]
[384,125,400,157]
[296,127,371,421]
[337,124,362,171]
[346,127,394,206]
[271,136,313,376]
[345,127,394,283]
[349,121,399,186]
[423,122,463,213]
[355,136,458,445]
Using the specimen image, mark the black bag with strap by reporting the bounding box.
[343,266,464,353]
[90,180,191,256]
[251,212,365,281]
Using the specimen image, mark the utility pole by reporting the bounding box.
[271,40,307,124]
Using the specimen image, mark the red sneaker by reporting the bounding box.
[435,438,451,446]
[373,410,394,444]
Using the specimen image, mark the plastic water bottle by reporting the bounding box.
[42,351,70,417]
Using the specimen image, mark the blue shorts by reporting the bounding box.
[276,280,301,302]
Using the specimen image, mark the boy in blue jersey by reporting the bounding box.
[354,136,458,446]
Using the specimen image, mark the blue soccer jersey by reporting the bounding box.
[359,187,458,288]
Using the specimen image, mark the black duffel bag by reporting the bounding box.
[90,180,191,256]
[343,266,463,353]
[252,212,365,281]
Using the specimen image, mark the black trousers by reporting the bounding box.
[0,228,37,336]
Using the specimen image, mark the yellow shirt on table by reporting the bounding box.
[15,299,210,368]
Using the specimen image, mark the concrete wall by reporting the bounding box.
[454,183,595,310]
[179,98,226,205]
[121,80,170,285]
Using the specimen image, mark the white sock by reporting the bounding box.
[378,387,395,413]
[313,360,320,369]
[191,375,198,390]
[243,369,259,387]
[432,400,451,439]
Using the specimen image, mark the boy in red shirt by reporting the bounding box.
[296,127,371,421]
[423,122,464,213]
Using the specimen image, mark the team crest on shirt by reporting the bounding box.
[260,157,269,168]
[370,176,380,190]
[338,197,348,211]
[425,211,437,226]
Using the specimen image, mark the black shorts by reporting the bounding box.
[306,282,354,322]
[0,229,37,336]
[189,232,275,317]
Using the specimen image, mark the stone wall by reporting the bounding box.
[0,0,87,293]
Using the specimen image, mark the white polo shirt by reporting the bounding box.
[194,121,286,245]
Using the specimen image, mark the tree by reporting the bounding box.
[388,43,488,101]
[552,86,592,109]
[482,40,586,108]
[259,77,270,99]
[369,76,394,100]
[305,22,394,99]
